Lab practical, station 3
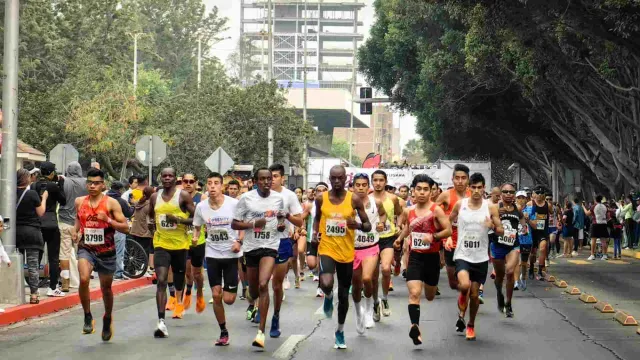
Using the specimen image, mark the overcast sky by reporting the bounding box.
[203,0,419,153]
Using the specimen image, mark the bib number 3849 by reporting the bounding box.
[326,219,347,237]
[84,228,105,245]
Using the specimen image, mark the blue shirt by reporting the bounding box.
[518,205,533,245]
[572,204,585,229]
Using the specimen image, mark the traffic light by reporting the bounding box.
[360,87,372,115]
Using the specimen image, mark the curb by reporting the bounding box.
[0,277,153,327]
[606,247,640,259]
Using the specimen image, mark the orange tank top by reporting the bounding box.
[78,195,116,257]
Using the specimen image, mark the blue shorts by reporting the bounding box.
[562,227,574,238]
[276,238,294,264]
[548,227,557,235]
[490,243,518,260]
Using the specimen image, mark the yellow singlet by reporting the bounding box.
[154,188,189,250]
[319,191,356,263]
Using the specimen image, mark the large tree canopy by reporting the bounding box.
[0,0,313,180]
[359,0,640,197]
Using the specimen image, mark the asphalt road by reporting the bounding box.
[1,261,639,360]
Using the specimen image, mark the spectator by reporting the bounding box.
[16,169,47,304]
[106,181,134,279]
[57,161,88,292]
[130,186,155,275]
[0,216,11,267]
[35,161,67,297]
[121,175,138,203]
[572,197,585,255]
[130,174,149,204]
[584,195,610,260]
[559,201,574,258]
[621,195,635,249]
[608,199,623,259]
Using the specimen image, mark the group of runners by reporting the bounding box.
[71,163,556,349]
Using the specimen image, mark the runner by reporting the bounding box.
[192,172,242,346]
[436,164,471,292]
[226,180,241,199]
[491,183,525,318]
[231,168,285,350]
[313,165,371,349]
[75,168,130,341]
[268,164,303,338]
[371,170,402,320]
[514,191,533,291]
[526,185,552,281]
[148,168,195,338]
[305,183,328,298]
[446,172,503,340]
[182,172,206,314]
[394,174,451,345]
[351,173,386,333]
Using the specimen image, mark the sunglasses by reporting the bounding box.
[501,190,516,195]
[86,180,104,186]
[353,173,369,179]
[182,179,196,184]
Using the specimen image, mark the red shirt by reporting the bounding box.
[408,204,441,254]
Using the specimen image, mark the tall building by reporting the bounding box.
[333,105,400,163]
[240,0,364,89]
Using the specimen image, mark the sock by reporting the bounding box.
[169,283,175,297]
[158,311,165,320]
[354,301,362,316]
[219,322,227,331]
[84,312,92,321]
[273,310,280,318]
[186,283,193,296]
[365,296,373,312]
[408,304,420,325]
[336,323,344,332]
[60,270,70,280]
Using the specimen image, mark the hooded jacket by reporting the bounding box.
[130,198,152,238]
[107,190,134,219]
[58,162,88,226]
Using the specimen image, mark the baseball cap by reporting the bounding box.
[516,191,527,198]
[39,161,57,176]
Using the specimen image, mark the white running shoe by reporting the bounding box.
[47,288,66,297]
[154,319,169,338]
[601,254,608,260]
[313,275,319,282]
[283,275,291,290]
[571,251,579,257]
[587,255,596,260]
[365,304,375,329]
[316,288,324,297]
[355,303,365,335]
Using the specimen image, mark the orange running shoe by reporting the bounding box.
[466,325,476,341]
[183,294,192,310]
[196,295,206,314]
[165,296,177,311]
[172,303,185,319]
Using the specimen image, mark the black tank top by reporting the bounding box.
[495,203,520,248]
[531,201,549,234]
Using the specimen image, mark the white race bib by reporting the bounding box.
[159,214,178,230]
[326,218,347,237]
[208,228,230,242]
[355,232,376,247]
[411,232,431,250]
[84,228,105,246]
[497,232,517,246]
[461,233,480,249]
[535,220,545,230]
[253,229,271,240]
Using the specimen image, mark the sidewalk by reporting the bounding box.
[607,246,640,259]
[0,276,154,327]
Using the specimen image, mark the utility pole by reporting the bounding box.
[348,2,357,164]
[0,0,24,305]
[130,33,144,96]
[267,0,274,166]
[301,0,308,189]
[197,37,202,89]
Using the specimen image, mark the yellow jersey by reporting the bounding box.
[153,188,190,250]
[318,191,356,263]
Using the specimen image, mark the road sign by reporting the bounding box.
[205,147,234,174]
[135,135,167,167]
[49,144,79,174]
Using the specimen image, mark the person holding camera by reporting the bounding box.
[35,161,67,297]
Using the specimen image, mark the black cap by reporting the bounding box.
[39,161,57,176]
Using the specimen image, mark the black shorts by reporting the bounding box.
[130,235,153,255]
[455,259,489,284]
[154,248,187,274]
[306,241,318,257]
[206,257,239,293]
[591,224,610,239]
[444,249,456,267]
[531,231,547,249]
[378,235,397,252]
[78,248,116,275]
[406,252,441,286]
[243,248,278,268]
[520,245,532,262]
[187,243,206,267]
[318,255,353,288]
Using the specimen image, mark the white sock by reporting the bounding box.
[354,301,362,316]
[365,296,373,313]
[336,323,344,332]
[60,270,70,279]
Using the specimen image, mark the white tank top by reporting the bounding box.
[355,195,380,249]
[454,198,491,263]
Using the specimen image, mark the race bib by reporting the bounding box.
[84,228,105,246]
[208,228,230,242]
[461,233,480,249]
[186,224,194,235]
[535,220,545,230]
[159,214,178,230]
[253,230,271,240]
[355,232,376,247]
[326,219,347,237]
[498,232,516,246]
[411,232,431,250]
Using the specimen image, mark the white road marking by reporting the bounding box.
[272,334,306,359]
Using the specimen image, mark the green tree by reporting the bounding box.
[402,139,429,164]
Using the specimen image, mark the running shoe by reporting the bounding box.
[436,287,441,296]
[101,315,113,342]
[528,268,534,280]
[316,288,324,297]
[355,303,365,335]
[165,296,177,311]
[409,324,422,345]
[215,331,230,346]
[154,319,168,338]
[466,325,476,340]
[455,315,466,333]
[402,269,407,280]
[295,277,301,289]
[313,275,319,282]
[490,270,496,279]
[536,273,544,281]
[172,303,185,319]
[308,272,315,278]
[323,294,334,318]
[513,281,519,291]
[183,294,192,310]
[47,288,66,297]
[496,291,505,313]
[83,315,95,334]
[334,330,347,349]
[270,315,281,338]
[246,305,256,321]
[478,290,484,305]
[252,330,265,349]
[196,295,206,314]
[284,275,291,290]
[373,301,381,322]
[520,279,527,291]
[253,309,261,324]
[505,303,514,318]
[382,299,391,316]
